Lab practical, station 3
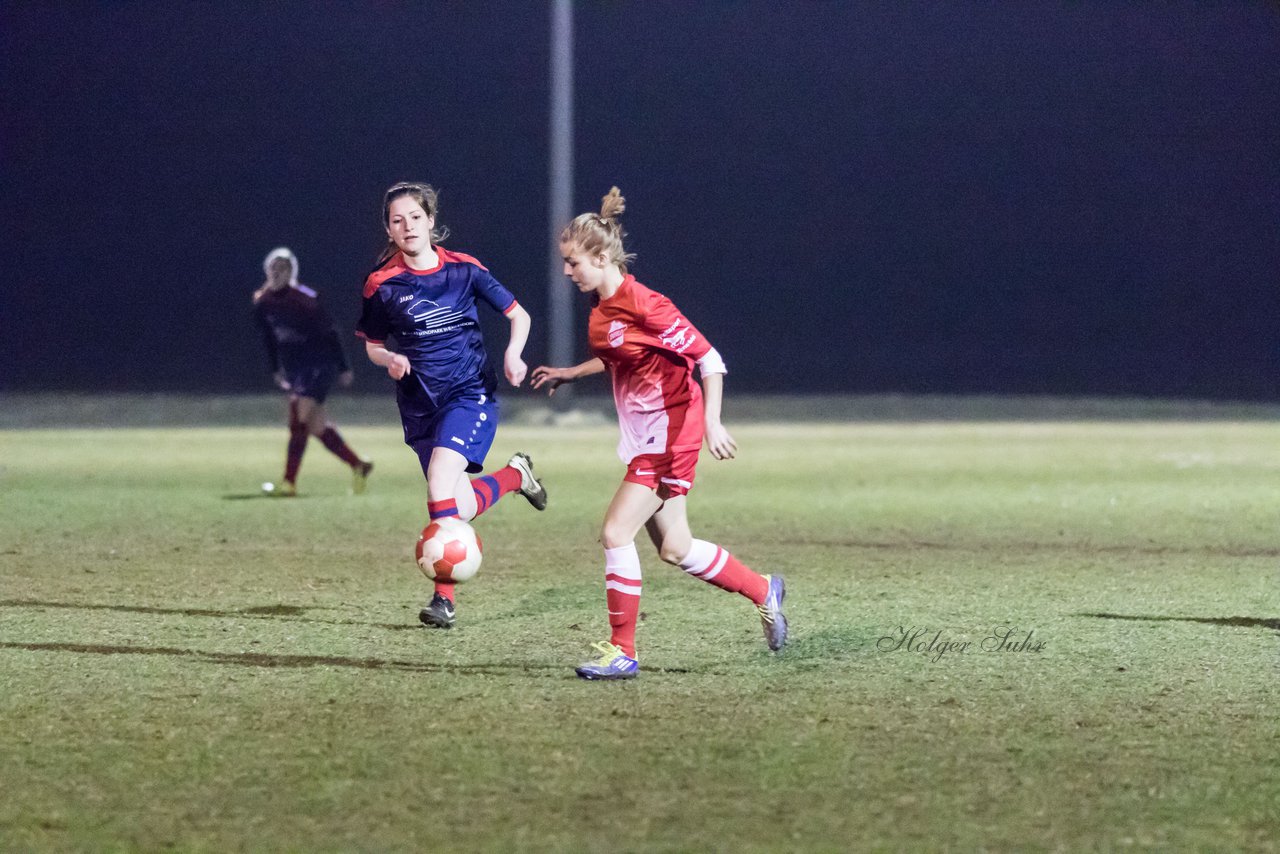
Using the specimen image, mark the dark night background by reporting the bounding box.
[4,2,1279,400]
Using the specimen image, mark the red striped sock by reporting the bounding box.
[470,465,522,518]
[677,539,768,605]
[604,543,642,658]
[434,580,456,602]
[428,499,459,520]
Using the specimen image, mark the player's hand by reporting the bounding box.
[505,352,528,387]
[338,370,354,388]
[273,370,290,391]
[386,354,411,380]
[705,421,737,460]
[531,365,572,396]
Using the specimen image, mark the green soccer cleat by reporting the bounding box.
[352,460,374,495]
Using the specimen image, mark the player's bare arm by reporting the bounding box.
[531,358,606,395]
[504,303,532,387]
[699,371,737,461]
[364,340,411,380]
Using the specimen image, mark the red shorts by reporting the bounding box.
[624,449,699,498]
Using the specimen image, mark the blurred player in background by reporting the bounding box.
[253,246,372,497]
[532,187,788,680]
[358,182,547,629]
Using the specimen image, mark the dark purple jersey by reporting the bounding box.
[253,283,349,374]
[357,247,518,408]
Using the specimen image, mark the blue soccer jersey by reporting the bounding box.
[357,248,518,408]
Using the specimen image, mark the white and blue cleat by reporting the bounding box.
[575,641,639,680]
[757,574,788,651]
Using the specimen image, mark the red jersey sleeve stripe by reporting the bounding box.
[502,299,520,316]
[363,259,407,298]
[437,247,490,271]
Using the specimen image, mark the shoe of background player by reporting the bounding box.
[418,593,456,629]
[574,641,639,680]
[352,460,374,495]
[262,481,297,497]
[507,452,548,511]
[757,574,788,651]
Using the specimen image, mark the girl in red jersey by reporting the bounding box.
[253,247,372,497]
[532,187,788,680]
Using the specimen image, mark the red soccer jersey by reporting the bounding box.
[588,275,714,463]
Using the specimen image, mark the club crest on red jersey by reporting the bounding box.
[608,320,628,348]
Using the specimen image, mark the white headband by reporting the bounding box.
[262,246,298,281]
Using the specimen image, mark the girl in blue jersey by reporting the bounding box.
[358,182,547,628]
[253,246,372,497]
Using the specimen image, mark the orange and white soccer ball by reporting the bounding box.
[415,517,483,583]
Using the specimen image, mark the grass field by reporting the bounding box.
[2,399,1278,851]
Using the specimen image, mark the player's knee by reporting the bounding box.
[599,521,633,551]
[658,534,692,565]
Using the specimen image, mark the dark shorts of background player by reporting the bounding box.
[624,448,699,499]
[397,387,499,475]
[283,364,339,403]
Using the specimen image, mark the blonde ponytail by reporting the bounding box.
[560,186,637,272]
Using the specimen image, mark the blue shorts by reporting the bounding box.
[284,364,339,403]
[398,389,499,475]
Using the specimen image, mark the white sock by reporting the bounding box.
[677,538,728,581]
[604,543,642,596]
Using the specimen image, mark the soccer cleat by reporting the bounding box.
[418,593,456,629]
[574,641,639,681]
[507,452,548,511]
[262,481,297,497]
[352,460,374,495]
[757,574,788,651]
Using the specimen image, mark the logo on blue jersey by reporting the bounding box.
[406,298,472,337]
